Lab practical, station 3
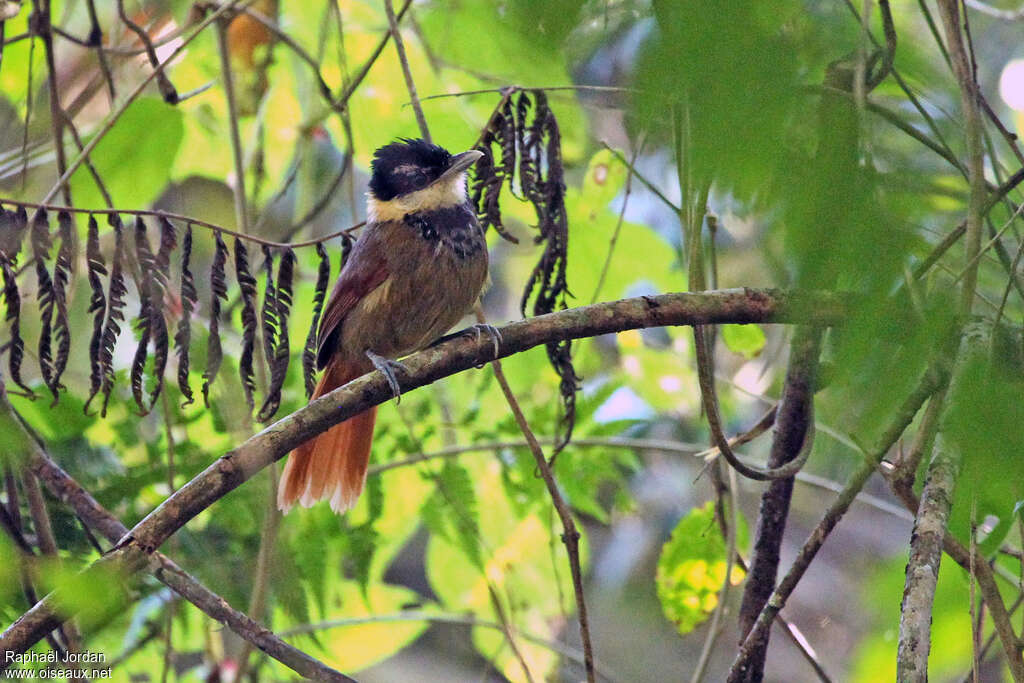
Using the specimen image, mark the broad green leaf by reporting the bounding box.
[656,501,748,636]
[721,324,766,359]
[426,458,584,683]
[69,97,184,210]
[280,581,427,675]
[944,352,1024,556]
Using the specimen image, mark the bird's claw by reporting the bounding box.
[365,350,406,403]
[471,323,502,359]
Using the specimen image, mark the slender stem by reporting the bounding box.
[117,0,177,102]
[384,0,430,142]
[476,307,596,682]
[84,0,116,102]
[33,0,71,205]
[591,136,642,304]
[216,20,250,235]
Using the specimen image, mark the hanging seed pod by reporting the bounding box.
[202,230,229,406]
[95,214,129,417]
[234,237,259,411]
[302,242,331,398]
[0,207,32,396]
[174,224,197,406]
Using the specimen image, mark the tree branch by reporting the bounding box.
[0,392,353,682]
[732,326,822,681]
[728,362,945,679]
[0,288,845,658]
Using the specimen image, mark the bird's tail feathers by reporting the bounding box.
[277,360,376,514]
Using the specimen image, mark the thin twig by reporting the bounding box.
[232,5,333,103]
[591,137,642,304]
[116,0,178,103]
[84,0,116,102]
[478,308,596,682]
[32,0,70,205]
[384,0,430,142]
[216,19,250,235]
[964,0,1024,21]
[600,143,680,213]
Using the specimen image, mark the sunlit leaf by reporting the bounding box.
[656,501,748,636]
[721,324,766,359]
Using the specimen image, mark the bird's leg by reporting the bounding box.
[365,350,406,402]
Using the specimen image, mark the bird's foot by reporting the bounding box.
[426,324,502,359]
[365,350,407,402]
[469,323,502,359]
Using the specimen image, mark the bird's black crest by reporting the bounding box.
[369,138,453,201]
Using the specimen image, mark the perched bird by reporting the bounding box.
[277,138,489,514]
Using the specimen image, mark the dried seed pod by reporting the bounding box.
[85,216,108,410]
[302,242,331,398]
[0,207,32,396]
[174,224,197,406]
[234,237,259,411]
[202,230,229,406]
[95,214,129,417]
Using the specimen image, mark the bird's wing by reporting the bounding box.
[315,229,390,369]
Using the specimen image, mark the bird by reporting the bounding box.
[277,138,490,514]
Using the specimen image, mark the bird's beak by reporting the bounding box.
[437,149,484,182]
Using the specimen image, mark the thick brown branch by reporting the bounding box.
[0,288,845,657]
[732,326,822,682]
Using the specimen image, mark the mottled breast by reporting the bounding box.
[339,203,488,361]
[403,203,486,261]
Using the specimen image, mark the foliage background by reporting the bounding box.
[0,0,1022,681]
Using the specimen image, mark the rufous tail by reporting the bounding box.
[277,360,376,514]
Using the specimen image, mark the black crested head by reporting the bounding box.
[369,138,453,201]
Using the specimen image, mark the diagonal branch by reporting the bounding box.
[0,391,353,682]
[0,288,846,659]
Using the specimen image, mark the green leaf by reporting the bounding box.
[656,501,748,636]
[421,460,482,568]
[721,324,767,359]
[426,459,583,682]
[280,582,427,676]
[944,351,1024,557]
[69,97,184,210]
